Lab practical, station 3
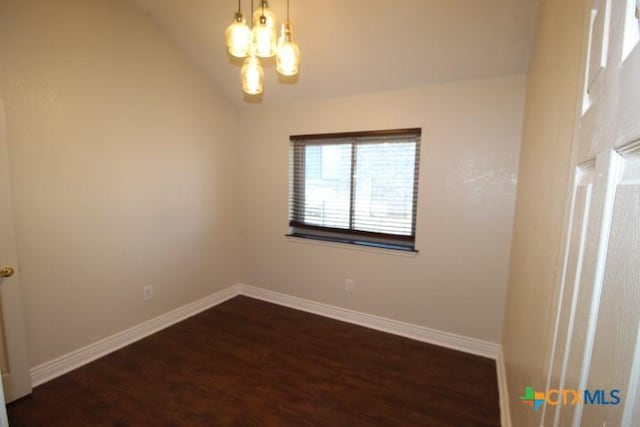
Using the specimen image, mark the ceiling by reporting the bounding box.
[129,0,540,107]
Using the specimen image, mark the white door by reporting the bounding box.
[542,0,640,426]
[0,381,6,427]
[0,99,32,404]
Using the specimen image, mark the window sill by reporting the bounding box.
[285,233,419,257]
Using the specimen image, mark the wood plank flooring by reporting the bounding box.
[8,296,500,426]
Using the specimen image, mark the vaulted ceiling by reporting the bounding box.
[129,0,540,107]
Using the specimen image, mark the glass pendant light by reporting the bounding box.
[252,0,276,29]
[225,0,251,57]
[276,0,300,76]
[225,0,302,96]
[241,46,264,95]
[276,23,300,76]
[252,0,277,57]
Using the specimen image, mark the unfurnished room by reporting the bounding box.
[0,0,639,426]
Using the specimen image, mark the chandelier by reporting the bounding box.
[225,0,301,96]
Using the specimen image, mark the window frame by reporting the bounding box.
[288,128,421,252]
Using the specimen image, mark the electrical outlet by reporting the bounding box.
[143,285,154,301]
[345,279,355,293]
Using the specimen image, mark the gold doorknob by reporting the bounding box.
[0,266,14,278]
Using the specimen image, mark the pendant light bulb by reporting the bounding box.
[252,17,277,57]
[252,0,276,29]
[252,0,276,57]
[241,48,264,95]
[276,23,300,76]
[225,11,252,58]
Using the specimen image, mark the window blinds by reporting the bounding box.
[289,129,421,249]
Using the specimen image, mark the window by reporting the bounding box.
[288,129,421,252]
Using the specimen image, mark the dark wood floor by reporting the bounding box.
[8,296,500,426]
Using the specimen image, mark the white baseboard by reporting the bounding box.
[496,347,512,427]
[238,284,499,359]
[30,284,241,387]
[31,283,500,389]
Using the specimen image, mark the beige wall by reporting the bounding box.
[502,0,586,424]
[0,0,240,366]
[238,75,526,343]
